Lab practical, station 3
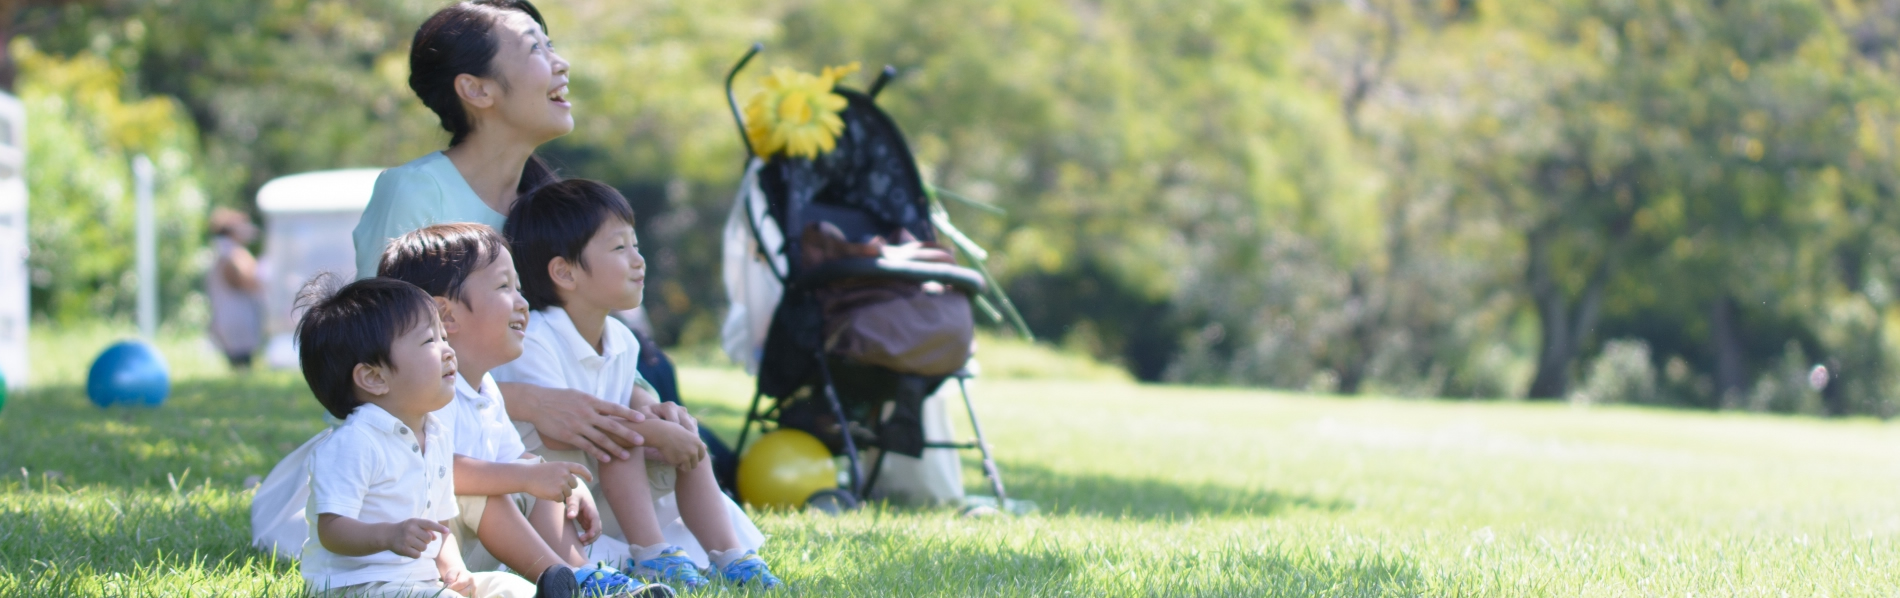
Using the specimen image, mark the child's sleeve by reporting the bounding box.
[308,430,380,518]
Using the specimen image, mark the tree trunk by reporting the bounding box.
[1336,268,1374,394]
[1709,296,1748,408]
[1525,227,1614,399]
[1526,229,1571,398]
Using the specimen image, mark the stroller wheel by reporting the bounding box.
[806,488,858,515]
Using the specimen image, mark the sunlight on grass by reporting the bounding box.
[8,325,1900,595]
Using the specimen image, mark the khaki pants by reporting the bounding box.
[518,422,677,544]
[447,492,537,572]
[321,571,533,598]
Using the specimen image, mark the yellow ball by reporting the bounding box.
[738,429,837,510]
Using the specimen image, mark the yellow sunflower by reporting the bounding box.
[745,62,861,160]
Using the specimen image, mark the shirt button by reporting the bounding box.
[439,466,447,476]
[412,445,420,453]
[400,428,409,435]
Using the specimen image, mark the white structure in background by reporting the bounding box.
[0,92,26,390]
[133,155,156,339]
[255,169,382,369]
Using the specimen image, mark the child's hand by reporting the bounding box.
[644,420,708,469]
[384,518,449,558]
[438,561,475,596]
[641,402,699,434]
[568,485,603,544]
[523,461,593,503]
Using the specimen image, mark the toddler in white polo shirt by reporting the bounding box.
[295,276,542,597]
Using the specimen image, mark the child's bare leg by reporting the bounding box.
[528,497,587,567]
[675,458,740,552]
[476,495,567,580]
[599,456,666,547]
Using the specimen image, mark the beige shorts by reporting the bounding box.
[520,422,677,544]
[320,571,533,598]
[448,491,536,573]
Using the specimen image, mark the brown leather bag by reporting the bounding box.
[802,223,975,376]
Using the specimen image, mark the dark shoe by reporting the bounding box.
[536,564,581,598]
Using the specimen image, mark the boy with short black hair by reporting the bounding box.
[496,179,775,590]
[295,276,534,597]
[378,223,670,598]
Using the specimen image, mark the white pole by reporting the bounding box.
[134,154,156,339]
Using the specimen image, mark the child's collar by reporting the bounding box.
[540,306,627,360]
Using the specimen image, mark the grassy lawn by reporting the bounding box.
[5,325,1900,596]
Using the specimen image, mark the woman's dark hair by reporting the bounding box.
[378,222,509,306]
[408,0,558,194]
[505,179,637,311]
[295,274,438,420]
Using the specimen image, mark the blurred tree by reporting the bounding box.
[0,0,86,91]
[15,39,206,324]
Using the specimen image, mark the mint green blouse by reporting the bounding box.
[351,152,507,279]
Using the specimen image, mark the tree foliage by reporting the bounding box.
[20,0,1900,415]
[16,39,205,324]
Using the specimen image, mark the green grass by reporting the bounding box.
[7,324,1900,595]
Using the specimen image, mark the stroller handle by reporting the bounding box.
[798,258,988,296]
[726,42,765,158]
[867,65,898,99]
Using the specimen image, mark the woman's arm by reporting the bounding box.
[498,382,647,462]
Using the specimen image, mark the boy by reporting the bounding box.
[295,276,534,597]
[378,223,669,598]
[495,179,777,590]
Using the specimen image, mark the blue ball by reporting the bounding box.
[87,341,170,408]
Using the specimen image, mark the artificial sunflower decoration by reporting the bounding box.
[744,62,861,160]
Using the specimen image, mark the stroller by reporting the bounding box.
[720,44,1025,510]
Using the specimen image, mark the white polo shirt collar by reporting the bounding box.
[350,402,430,447]
[540,306,629,364]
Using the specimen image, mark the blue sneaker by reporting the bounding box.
[629,546,710,591]
[718,551,781,589]
[576,565,676,598]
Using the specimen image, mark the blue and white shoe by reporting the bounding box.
[718,551,781,590]
[628,546,710,591]
[576,564,676,598]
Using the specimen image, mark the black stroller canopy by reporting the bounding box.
[760,89,936,253]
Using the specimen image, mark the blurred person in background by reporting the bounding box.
[207,207,264,370]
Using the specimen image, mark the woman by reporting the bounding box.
[351,0,648,465]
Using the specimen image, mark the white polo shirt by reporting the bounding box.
[442,372,528,464]
[491,306,644,410]
[300,403,459,590]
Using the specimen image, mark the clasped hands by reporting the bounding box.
[522,384,706,471]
